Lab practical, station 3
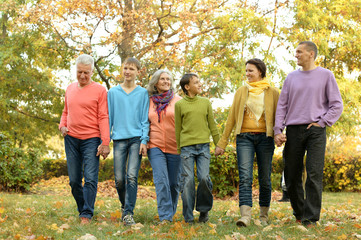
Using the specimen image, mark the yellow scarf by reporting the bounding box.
[245,79,270,122]
[246,79,270,95]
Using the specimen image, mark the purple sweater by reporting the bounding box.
[274,67,343,135]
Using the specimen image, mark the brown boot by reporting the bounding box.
[260,206,269,226]
[236,205,252,227]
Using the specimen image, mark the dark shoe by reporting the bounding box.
[185,219,195,224]
[199,212,209,223]
[302,220,317,228]
[278,190,290,202]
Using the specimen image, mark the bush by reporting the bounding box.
[210,146,283,198]
[40,158,68,180]
[0,132,43,192]
[323,154,361,192]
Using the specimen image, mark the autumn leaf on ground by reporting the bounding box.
[77,233,97,240]
[324,222,338,232]
[53,201,63,209]
[110,210,121,222]
[59,223,70,230]
[263,225,274,232]
[131,222,144,230]
[337,234,348,240]
[354,224,361,229]
[352,233,361,239]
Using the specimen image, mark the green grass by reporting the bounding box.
[0,192,360,239]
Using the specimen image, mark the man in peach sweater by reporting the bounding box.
[59,54,110,224]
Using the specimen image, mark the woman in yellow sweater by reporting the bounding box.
[215,58,279,227]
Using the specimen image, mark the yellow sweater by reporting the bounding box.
[217,86,279,149]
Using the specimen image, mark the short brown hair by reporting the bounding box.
[180,73,198,95]
[124,57,141,70]
[299,41,318,59]
[245,58,267,79]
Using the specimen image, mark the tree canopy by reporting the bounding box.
[1,0,360,152]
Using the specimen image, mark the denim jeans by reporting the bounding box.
[113,137,142,216]
[283,125,326,223]
[179,143,213,222]
[148,147,181,221]
[236,133,274,207]
[64,135,100,219]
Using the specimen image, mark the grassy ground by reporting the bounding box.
[0,179,360,239]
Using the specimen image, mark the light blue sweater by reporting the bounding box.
[108,85,149,144]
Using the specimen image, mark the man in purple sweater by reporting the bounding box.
[274,41,343,227]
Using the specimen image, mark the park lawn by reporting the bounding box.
[0,188,360,239]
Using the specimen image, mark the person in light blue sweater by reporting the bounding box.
[107,57,149,226]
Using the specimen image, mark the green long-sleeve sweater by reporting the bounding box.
[174,95,220,153]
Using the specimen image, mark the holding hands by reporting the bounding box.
[215,146,225,157]
[274,133,287,147]
[97,145,110,159]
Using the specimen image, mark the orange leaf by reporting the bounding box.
[354,224,361,229]
[110,210,122,221]
[53,201,63,209]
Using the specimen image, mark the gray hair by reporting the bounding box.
[76,54,94,70]
[147,69,174,96]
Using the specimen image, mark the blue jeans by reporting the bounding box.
[113,137,142,216]
[283,125,326,223]
[179,143,213,222]
[64,135,100,219]
[148,147,181,221]
[236,133,274,207]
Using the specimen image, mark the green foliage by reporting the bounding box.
[0,132,43,192]
[98,158,114,182]
[40,158,68,180]
[210,147,239,197]
[0,0,73,153]
[323,137,361,192]
[139,157,154,186]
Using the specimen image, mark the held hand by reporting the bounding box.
[139,143,147,156]
[274,133,287,147]
[60,127,69,137]
[97,145,110,159]
[215,146,225,157]
[307,122,321,129]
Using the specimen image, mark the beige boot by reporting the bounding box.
[260,206,269,225]
[236,205,252,227]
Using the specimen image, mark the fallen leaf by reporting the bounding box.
[263,225,273,232]
[208,222,217,229]
[337,234,348,240]
[77,233,97,240]
[59,223,70,230]
[352,233,361,239]
[254,219,262,226]
[131,223,144,230]
[296,225,308,232]
[354,224,361,229]
[53,201,63,209]
[110,210,122,222]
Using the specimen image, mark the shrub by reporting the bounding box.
[210,146,239,198]
[323,154,361,192]
[0,132,43,192]
[40,158,68,180]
